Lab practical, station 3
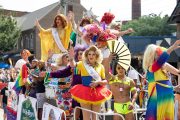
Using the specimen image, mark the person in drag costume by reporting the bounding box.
[142,40,180,120]
[69,45,112,120]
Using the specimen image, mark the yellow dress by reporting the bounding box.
[39,22,72,61]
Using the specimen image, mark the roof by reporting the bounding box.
[15,2,59,31]
[0,9,28,17]
[168,1,180,24]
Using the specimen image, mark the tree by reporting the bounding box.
[0,13,21,52]
[121,14,176,36]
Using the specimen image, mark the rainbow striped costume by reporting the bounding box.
[145,47,174,120]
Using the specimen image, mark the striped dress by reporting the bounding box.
[145,48,174,120]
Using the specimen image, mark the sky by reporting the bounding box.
[0,0,177,21]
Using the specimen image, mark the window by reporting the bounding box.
[29,33,34,49]
[67,5,73,12]
[24,35,29,48]
[20,36,23,49]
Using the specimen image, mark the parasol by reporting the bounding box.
[107,39,131,71]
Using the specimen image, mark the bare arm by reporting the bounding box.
[130,80,138,105]
[167,40,180,54]
[117,28,134,37]
[35,19,44,31]
[163,63,180,76]
[68,47,76,67]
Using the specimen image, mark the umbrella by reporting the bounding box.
[107,39,131,71]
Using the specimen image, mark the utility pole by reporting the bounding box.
[59,0,67,15]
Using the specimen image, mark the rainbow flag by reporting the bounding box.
[13,64,28,94]
[13,70,24,93]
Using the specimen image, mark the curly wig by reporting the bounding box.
[82,45,103,65]
[74,45,87,62]
[52,14,67,28]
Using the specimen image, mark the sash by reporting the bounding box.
[83,61,101,81]
[51,28,67,52]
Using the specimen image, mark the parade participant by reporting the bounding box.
[100,12,115,30]
[106,56,137,120]
[81,23,101,46]
[36,11,73,61]
[110,22,134,43]
[69,45,112,120]
[142,40,180,120]
[71,45,86,120]
[71,17,92,46]
[41,45,86,120]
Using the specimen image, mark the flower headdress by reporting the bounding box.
[100,12,115,25]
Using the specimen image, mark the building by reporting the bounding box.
[0,9,28,17]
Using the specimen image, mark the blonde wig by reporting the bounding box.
[56,53,69,66]
[143,44,158,72]
[82,45,103,65]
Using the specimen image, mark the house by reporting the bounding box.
[15,0,86,59]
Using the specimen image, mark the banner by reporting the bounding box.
[7,82,18,111]
[17,94,38,120]
[42,103,65,120]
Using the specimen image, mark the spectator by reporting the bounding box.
[14,49,31,70]
[0,82,8,120]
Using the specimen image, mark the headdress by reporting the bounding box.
[100,12,115,25]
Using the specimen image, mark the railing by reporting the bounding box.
[73,106,125,120]
[134,108,146,120]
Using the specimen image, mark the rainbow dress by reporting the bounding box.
[70,61,112,105]
[145,48,174,120]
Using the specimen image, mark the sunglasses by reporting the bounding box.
[117,67,123,70]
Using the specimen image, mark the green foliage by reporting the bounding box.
[0,14,21,52]
[122,14,176,36]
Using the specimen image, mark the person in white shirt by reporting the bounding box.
[14,49,31,70]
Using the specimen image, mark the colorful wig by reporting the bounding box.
[100,12,115,25]
[74,45,87,62]
[83,23,101,41]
